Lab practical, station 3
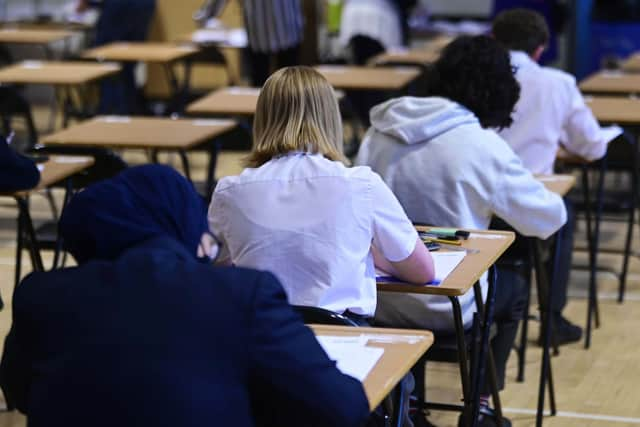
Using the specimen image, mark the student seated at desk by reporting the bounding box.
[493,8,621,344]
[0,134,39,193]
[356,35,567,427]
[0,165,370,427]
[208,66,434,326]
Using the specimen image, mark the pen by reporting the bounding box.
[424,237,462,246]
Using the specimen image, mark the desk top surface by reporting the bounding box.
[370,48,440,66]
[0,61,120,85]
[621,54,640,73]
[82,42,199,63]
[536,174,576,196]
[314,65,421,90]
[310,324,434,410]
[187,87,261,116]
[3,156,94,197]
[585,95,640,124]
[41,116,237,150]
[0,28,74,44]
[377,227,514,296]
[579,71,640,94]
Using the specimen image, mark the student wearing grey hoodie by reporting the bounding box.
[356,36,567,427]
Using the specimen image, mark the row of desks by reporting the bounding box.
[0,58,422,91]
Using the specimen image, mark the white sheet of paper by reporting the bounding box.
[375,251,465,284]
[192,119,235,127]
[601,125,623,144]
[315,335,384,382]
[431,251,466,282]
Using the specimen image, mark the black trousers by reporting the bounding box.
[485,267,528,393]
[547,198,575,313]
[248,44,301,87]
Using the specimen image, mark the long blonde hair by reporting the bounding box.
[246,66,346,167]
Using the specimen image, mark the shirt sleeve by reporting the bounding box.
[207,189,231,265]
[561,79,610,162]
[491,150,567,240]
[369,172,418,262]
[248,271,370,427]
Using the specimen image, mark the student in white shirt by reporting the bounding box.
[208,66,434,325]
[357,36,566,427]
[492,8,620,344]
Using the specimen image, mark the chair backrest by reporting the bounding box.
[292,305,358,327]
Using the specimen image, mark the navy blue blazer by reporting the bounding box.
[0,138,39,193]
[0,237,369,427]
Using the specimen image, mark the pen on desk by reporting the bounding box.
[424,237,462,246]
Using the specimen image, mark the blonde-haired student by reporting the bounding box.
[208,66,434,325]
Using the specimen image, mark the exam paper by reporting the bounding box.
[315,335,384,382]
[601,125,623,144]
[376,251,466,284]
[431,251,466,282]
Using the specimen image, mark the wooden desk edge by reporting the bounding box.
[378,228,515,297]
[40,121,238,150]
[310,325,434,409]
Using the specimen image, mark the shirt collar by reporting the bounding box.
[510,50,539,71]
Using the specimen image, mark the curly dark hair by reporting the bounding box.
[492,8,550,55]
[426,35,520,130]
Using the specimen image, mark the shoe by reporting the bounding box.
[457,407,512,427]
[539,314,582,346]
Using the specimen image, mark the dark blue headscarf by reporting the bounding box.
[60,164,208,264]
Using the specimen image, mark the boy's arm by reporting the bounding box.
[492,150,567,240]
[562,80,616,162]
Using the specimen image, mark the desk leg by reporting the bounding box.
[16,197,43,273]
[449,296,472,425]
[206,139,222,197]
[179,150,192,183]
[52,179,73,270]
[585,157,607,349]
[618,133,639,303]
[14,206,24,288]
[469,268,497,427]
[532,237,558,427]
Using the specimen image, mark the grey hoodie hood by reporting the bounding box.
[369,96,479,145]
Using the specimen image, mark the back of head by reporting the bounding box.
[492,8,550,55]
[247,66,346,168]
[60,164,208,264]
[427,35,520,130]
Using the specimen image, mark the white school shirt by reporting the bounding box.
[208,152,418,316]
[498,50,614,175]
[339,0,403,51]
[357,96,567,331]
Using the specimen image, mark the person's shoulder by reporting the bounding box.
[13,265,96,314]
[212,174,242,193]
[540,65,577,87]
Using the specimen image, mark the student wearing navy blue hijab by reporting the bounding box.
[0,164,369,427]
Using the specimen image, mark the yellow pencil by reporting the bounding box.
[423,238,463,246]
